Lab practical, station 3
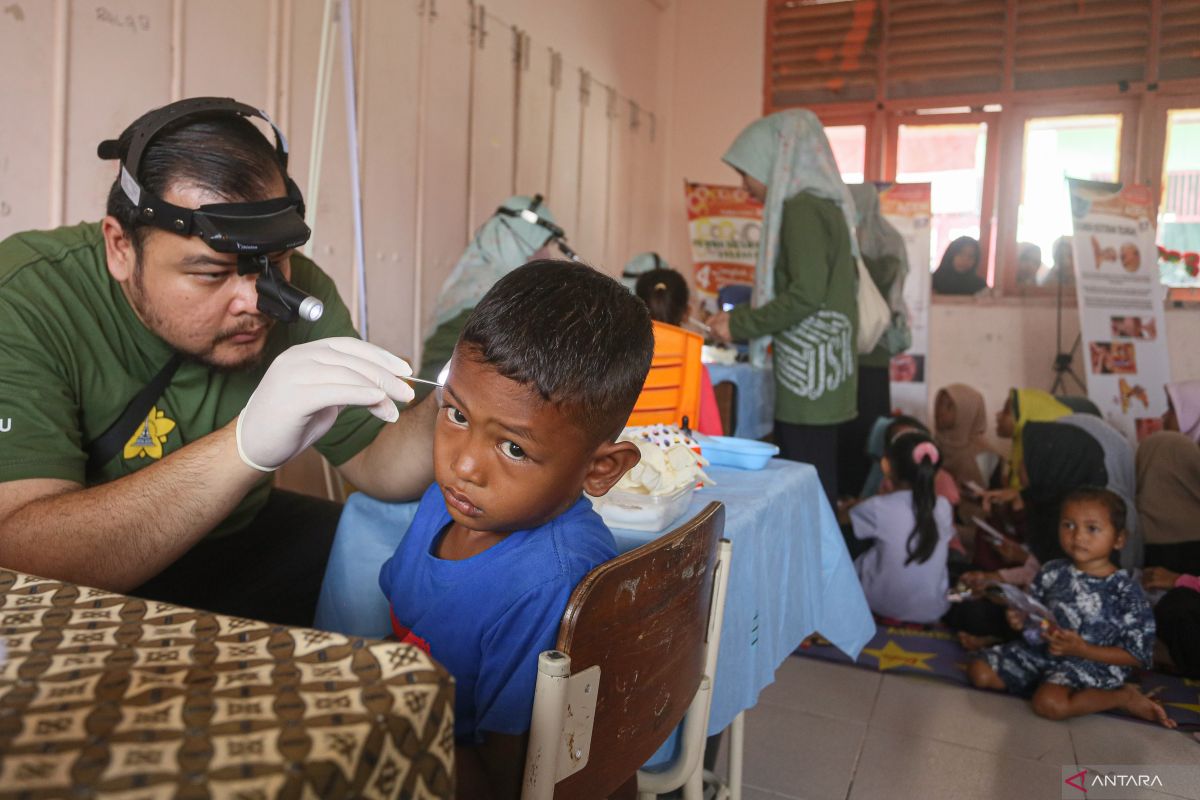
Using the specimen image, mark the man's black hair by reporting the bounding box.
[105,111,286,255]
[459,259,654,442]
[1061,486,1127,533]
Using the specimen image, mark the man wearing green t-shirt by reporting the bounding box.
[0,101,436,626]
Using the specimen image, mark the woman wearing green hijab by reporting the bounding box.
[414,195,559,394]
[708,110,859,506]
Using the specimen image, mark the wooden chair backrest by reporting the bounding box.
[552,501,725,799]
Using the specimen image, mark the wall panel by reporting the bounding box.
[285,0,355,306]
[575,77,612,270]
[545,53,581,244]
[514,39,553,199]
[467,15,518,233]
[181,0,271,103]
[0,1,55,237]
[359,0,422,359]
[605,100,635,272]
[64,0,173,225]
[417,0,472,342]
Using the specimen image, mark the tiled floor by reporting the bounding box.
[708,656,1200,800]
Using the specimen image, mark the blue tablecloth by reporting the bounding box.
[706,362,774,440]
[315,459,873,750]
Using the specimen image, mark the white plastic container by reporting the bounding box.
[588,483,696,532]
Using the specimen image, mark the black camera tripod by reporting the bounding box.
[1050,253,1086,395]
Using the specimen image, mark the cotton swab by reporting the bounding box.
[399,375,444,389]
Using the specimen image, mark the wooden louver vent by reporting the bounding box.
[1014,0,1152,90]
[1159,0,1200,81]
[767,0,882,108]
[884,0,1006,99]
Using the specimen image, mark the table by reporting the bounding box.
[315,460,874,750]
[0,568,454,798]
[706,362,775,440]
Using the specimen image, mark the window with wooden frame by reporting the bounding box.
[885,111,999,282]
[766,0,1200,297]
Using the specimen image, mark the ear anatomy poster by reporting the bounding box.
[1067,178,1171,443]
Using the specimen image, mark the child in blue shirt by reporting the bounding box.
[379,259,654,796]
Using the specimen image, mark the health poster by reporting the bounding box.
[877,182,932,422]
[1067,178,1171,443]
[684,181,762,312]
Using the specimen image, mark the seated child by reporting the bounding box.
[379,260,655,796]
[967,488,1174,727]
[860,415,960,505]
[850,431,956,623]
[633,266,723,435]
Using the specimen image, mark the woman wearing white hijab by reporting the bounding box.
[708,110,859,506]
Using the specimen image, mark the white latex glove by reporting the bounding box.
[236,337,415,471]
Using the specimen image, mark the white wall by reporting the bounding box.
[660,0,766,271]
[0,0,671,366]
[931,300,1200,443]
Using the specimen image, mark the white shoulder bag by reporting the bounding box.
[856,257,890,354]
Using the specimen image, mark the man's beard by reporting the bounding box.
[128,265,274,373]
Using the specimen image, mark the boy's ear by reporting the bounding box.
[582,440,642,498]
[1113,528,1128,550]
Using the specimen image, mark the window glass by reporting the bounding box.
[1157,108,1200,288]
[896,123,988,277]
[1017,114,1121,287]
[826,124,866,184]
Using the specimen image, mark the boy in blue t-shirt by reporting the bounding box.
[379,259,654,796]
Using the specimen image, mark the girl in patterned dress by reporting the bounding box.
[966,488,1174,727]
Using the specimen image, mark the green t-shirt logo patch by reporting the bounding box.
[123,406,176,461]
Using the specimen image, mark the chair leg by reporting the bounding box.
[611,774,640,799]
[728,711,745,800]
[682,760,704,800]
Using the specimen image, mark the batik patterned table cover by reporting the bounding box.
[0,568,454,799]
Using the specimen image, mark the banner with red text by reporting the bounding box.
[685,181,763,312]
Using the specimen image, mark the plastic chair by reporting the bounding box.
[629,321,704,428]
[521,503,730,800]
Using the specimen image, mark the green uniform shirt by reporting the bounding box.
[729,192,858,426]
[0,222,384,537]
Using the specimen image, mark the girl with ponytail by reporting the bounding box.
[850,430,957,623]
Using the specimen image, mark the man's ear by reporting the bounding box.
[582,440,642,498]
[101,216,136,282]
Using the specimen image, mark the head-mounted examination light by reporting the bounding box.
[494,194,582,262]
[98,97,323,323]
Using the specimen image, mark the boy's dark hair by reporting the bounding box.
[884,430,942,565]
[1061,486,1127,533]
[634,268,689,327]
[459,260,654,442]
[105,111,286,257]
